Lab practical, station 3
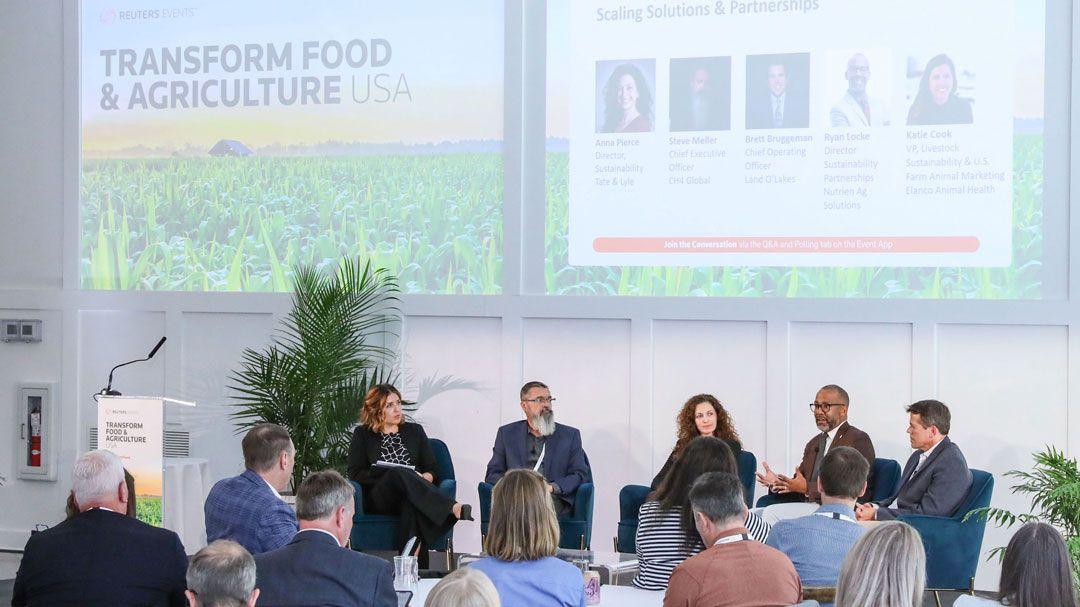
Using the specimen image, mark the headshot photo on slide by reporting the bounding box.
[826,49,893,128]
[905,52,975,126]
[596,59,656,134]
[745,53,811,130]
[669,56,732,132]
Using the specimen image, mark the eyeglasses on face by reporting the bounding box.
[809,402,846,412]
[523,397,556,405]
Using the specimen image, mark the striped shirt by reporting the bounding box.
[632,500,770,590]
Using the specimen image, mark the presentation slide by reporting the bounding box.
[546,0,1047,297]
[80,1,504,293]
[572,0,1013,267]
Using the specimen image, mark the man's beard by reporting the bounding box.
[533,409,556,437]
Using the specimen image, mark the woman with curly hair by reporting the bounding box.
[651,394,742,490]
[602,63,654,133]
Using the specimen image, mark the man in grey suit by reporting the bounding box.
[856,400,972,521]
[255,470,396,607]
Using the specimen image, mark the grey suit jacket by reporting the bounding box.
[254,530,396,607]
[875,436,972,520]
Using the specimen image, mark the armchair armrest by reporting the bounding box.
[573,482,595,520]
[349,480,367,518]
[437,479,456,501]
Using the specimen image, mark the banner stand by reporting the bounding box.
[97,395,195,527]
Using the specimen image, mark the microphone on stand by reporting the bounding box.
[98,336,167,397]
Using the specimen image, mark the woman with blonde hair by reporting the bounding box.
[835,521,925,607]
[424,567,500,607]
[346,384,471,567]
[470,469,585,607]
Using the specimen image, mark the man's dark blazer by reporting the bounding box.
[484,421,591,499]
[12,508,187,607]
[204,468,298,555]
[347,422,440,490]
[254,530,396,607]
[746,90,810,129]
[797,421,876,502]
[875,436,972,520]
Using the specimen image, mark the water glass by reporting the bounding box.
[393,555,419,592]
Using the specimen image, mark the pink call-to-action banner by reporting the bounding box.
[593,236,981,254]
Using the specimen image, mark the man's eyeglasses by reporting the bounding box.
[809,402,846,412]
[523,397,556,405]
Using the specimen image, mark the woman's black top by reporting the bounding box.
[650,438,743,491]
[346,422,439,489]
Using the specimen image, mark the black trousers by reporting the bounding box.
[366,467,456,551]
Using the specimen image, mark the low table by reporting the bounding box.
[408,578,662,606]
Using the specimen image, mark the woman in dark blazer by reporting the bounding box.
[346,384,471,561]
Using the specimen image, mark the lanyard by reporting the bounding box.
[814,511,857,524]
[713,533,750,547]
[533,443,546,472]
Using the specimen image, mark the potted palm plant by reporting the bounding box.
[966,446,1080,582]
[228,257,400,490]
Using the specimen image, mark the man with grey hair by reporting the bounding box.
[255,470,396,606]
[186,540,259,607]
[13,449,188,606]
[485,380,591,516]
[205,423,299,554]
[663,472,801,607]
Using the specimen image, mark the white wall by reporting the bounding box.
[1,0,1078,592]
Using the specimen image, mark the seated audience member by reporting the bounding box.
[651,394,743,490]
[205,423,299,554]
[835,522,925,607]
[185,540,259,607]
[425,567,501,607]
[766,446,868,586]
[485,381,591,516]
[471,469,587,607]
[347,384,471,566]
[66,467,137,519]
[635,436,770,590]
[757,384,875,523]
[857,400,972,521]
[663,472,801,607]
[954,522,1078,607]
[255,470,396,607]
[12,449,188,607]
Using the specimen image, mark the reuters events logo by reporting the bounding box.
[99,7,197,25]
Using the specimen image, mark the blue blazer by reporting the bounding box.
[485,421,591,498]
[204,468,298,555]
[875,436,973,520]
[254,529,396,607]
[12,508,188,607]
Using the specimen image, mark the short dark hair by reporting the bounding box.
[520,381,548,400]
[296,470,354,521]
[1000,522,1079,607]
[820,446,869,500]
[689,471,745,525]
[906,400,951,435]
[241,423,293,472]
[820,384,850,406]
[186,540,255,607]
